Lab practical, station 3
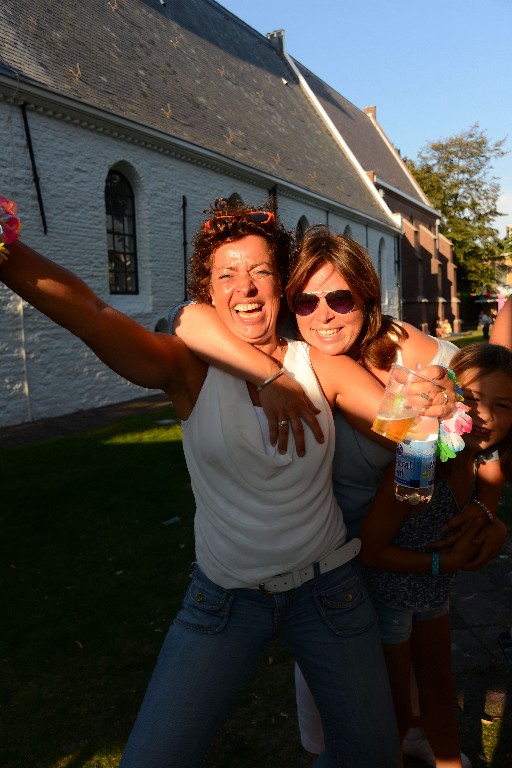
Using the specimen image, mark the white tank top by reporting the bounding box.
[181,340,346,588]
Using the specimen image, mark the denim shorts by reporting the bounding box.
[375,599,449,644]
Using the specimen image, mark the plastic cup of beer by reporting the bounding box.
[371,365,442,443]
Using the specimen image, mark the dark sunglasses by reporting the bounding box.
[204,211,275,230]
[292,289,356,317]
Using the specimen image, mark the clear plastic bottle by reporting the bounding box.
[394,416,438,505]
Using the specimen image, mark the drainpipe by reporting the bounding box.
[395,235,402,320]
[20,103,47,234]
[268,184,278,215]
[182,195,187,300]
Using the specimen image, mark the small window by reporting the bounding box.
[296,215,309,241]
[105,170,138,294]
[227,192,244,209]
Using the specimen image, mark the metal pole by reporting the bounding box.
[21,103,47,234]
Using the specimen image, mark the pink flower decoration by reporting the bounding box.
[437,402,473,461]
[0,195,21,244]
[442,401,472,436]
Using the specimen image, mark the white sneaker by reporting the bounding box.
[402,736,472,767]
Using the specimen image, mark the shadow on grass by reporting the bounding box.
[1,410,313,768]
[1,412,196,768]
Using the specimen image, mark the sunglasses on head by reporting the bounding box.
[203,211,275,230]
[292,289,356,317]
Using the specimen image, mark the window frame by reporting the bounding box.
[105,169,139,295]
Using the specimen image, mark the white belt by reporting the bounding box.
[258,538,361,595]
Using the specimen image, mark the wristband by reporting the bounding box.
[0,195,22,262]
[472,498,496,524]
[256,368,284,392]
[431,551,440,577]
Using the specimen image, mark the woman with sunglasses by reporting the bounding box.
[0,196,408,768]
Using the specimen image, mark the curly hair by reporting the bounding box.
[451,343,512,481]
[286,225,407,370]
[188,198,293,304]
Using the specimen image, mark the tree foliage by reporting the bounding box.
[405,124,507,292]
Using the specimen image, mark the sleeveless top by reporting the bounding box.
[333,336,459,539]
[181,340,346,588]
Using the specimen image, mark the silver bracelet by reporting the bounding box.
[256,368,284,392]
[472,498,496,524]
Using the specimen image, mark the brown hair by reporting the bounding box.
[188,198,292,304]
[452,342,512,480]
[286,225,407,370]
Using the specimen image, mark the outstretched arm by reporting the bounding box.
[491,296,512,349]
[0,238,191,399]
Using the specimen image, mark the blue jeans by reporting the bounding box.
[120,564,399,768]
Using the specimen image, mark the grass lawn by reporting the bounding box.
[1,332,510,767]
[1,406,312,768]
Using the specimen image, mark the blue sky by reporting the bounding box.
[219,0,512,236]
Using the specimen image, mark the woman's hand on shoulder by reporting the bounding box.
[258,374,323,457]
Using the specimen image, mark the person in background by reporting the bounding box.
[491,296,512,349]
[479,310,492,341]
[442,317,453,337]
[360,343,511,768]
[430,317,444,338]
[0,195,404,768]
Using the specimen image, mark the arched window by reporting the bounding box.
[227,192,244,209]
[105,170,138,294]
[296,215,309,241]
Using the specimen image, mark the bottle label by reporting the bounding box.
[395,438,436,489]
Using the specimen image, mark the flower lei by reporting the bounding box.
[436,369,472,462]
[0,195,22,262]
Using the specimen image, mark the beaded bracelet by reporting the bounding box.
[431,551,440,577]
[0,195,22,263]
[472,498,496,524]
[256,368,284,392]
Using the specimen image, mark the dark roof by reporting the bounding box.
[295,60,430,207]
[0,0,396,228]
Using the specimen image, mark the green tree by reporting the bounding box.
[406,124,507,293]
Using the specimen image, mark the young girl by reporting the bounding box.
[360,343,511,768]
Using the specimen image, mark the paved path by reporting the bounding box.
[0,393,170,450]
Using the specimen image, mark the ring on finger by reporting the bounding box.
[441,390,449,405]
[278,420,288,428]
